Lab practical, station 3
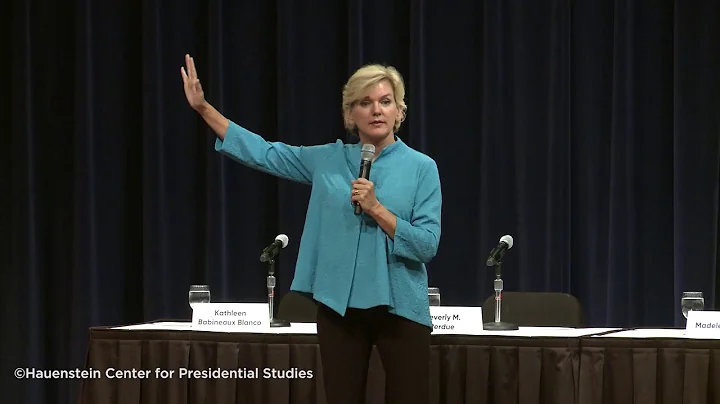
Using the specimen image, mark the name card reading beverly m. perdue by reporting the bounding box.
[429,306,484,335]
[192,303,270,331]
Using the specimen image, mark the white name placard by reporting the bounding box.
[686,311,720,337]
[430,306,484,335]
[191,303,269,332]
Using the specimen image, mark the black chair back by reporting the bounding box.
[275,291,317,323]
[482,292,584,327]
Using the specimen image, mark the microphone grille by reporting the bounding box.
[360,144,376,160]
[276,234,289,248]
[500,235,513,249]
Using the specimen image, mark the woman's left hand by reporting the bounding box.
[351,178,380,213]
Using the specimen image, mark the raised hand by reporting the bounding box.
[181,54,206,111]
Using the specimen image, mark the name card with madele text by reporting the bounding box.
[686,310,720,338]
[192,303,269,332]
[430,306,484,335]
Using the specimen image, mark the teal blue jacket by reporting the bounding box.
[215,121,442,328]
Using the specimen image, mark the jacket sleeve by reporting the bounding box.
[214,121,337,184]
[390,159,442,263]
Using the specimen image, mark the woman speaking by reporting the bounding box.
[181,54,442,404]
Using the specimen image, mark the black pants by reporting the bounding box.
[316,302,432,404]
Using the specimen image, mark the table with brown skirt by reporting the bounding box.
[77,324,720,404]
[578,334,720,404]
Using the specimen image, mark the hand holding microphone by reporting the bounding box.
[352,144,377,215]
[351,178,379,213]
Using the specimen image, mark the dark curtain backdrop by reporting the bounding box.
[5,0,720,403]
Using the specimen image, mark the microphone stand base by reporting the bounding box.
[483,321,519,331]
[270,318,291,328]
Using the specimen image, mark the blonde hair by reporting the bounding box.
[342,64,407,134]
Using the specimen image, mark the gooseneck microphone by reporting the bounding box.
[353,144,376,215]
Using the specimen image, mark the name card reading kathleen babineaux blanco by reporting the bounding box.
[686,310,720,337]
[192,303,269,332]
[430,306,484,335]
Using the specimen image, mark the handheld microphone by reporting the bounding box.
[353,144,376,215]
[260,234,289,263]
[486,235,513,266]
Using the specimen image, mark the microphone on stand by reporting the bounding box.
[260,234,288,263]
[260,234,290,328]
[354,144,376,215]
[483,235,519,331]
[486,235,513,267]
